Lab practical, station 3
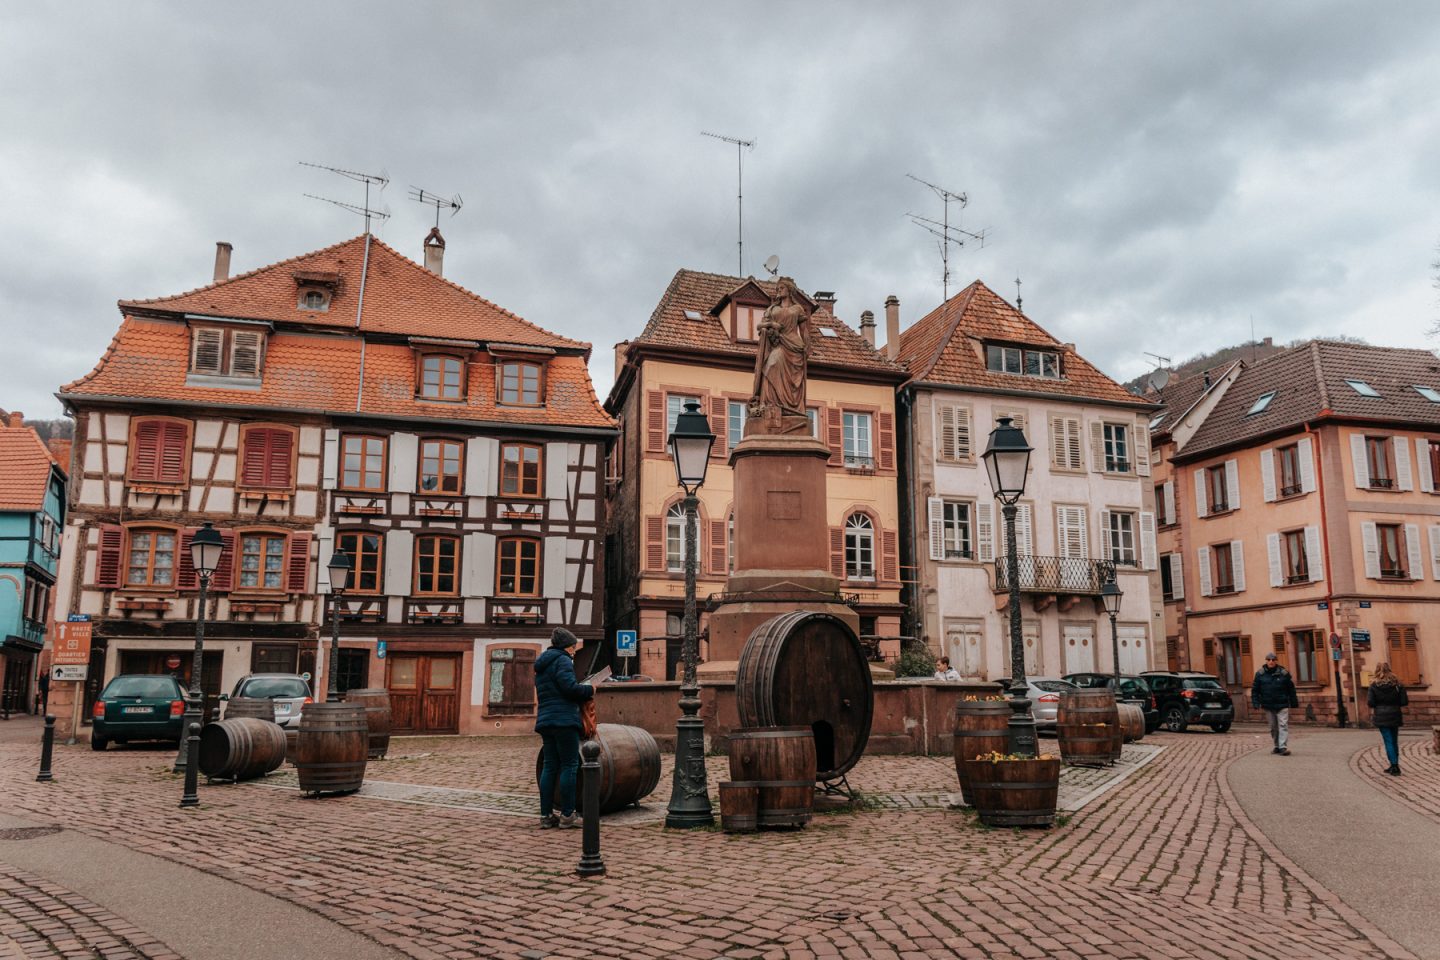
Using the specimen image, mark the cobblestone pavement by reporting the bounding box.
[1349,732,1440,823]
[0,860,180,960]
[0,719,1415,960]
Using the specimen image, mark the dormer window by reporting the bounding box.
[732,303,766,342]
[191,327,264,379]
[298,288,330,312]
[418,354,465,401]
[985,343,1060,379]
[498,361,544,406]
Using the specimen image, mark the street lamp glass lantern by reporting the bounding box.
[190,522,225,578]
[327,550,353,593]
[1100,574,1123,616]
[668,400,715,492]
[981,417,1032,502]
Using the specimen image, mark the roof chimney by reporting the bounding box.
[8,411,24,429]
[885,295,901,360]
[212,242,232,284]
[424,227,446,276]
[614,340,630,380]
[859,310,876,346]
[813,291,836,315]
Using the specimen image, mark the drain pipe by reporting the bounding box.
[354,233,372,412]
[1307,422,1354,727]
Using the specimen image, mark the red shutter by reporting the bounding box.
[645,516,665,571]
[210,531,236,592]
[176,528,199,590]
[95,525,124,587]
[646,391,666,453]
[826,408,843,466]
[709,519,727,574]
[242,428,294,488]
[881,529,899,583]
[130,421,162,483]
[286,533,312,593]
[710,396,728,459]
[877,412,895,472]
[158,421,189,485]
[267,430,294,488]
[241,429,269,486]
[830,526,845,578]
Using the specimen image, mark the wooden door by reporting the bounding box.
[1063,624,1094,674]
[251,643,299,674]
[388,655,420,732]
[387,653,460,734]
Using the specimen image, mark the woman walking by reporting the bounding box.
[534,628,594,827]
[1366,662,1409,776]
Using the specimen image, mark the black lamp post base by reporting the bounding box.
[664,714,713,828]
[173,704,203,773]
[1007,697,1038,758]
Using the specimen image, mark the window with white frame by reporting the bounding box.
[941,500,972,558]
[728,401,747,449]
[845,513,875,580]
[667,395,701,436]
[1103,423,1130,473]
[664,503,691,573]
[843,412,873,468]
[1107,511,1137,566]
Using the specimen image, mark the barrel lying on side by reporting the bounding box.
[1117,703,1145,744]
[534,723,662,814]
[295,702,368,796]
[344,688,393,760]
[198,718,287,782]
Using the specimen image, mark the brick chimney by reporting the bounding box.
[813,291,836,315]
[213,242,232,284]
[424,227,446,276]
[885,295,901,360]
[859,310,876,347]
[614,341,630,380]
[8,411,24,428]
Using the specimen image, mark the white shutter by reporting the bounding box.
[384,530,415,596]
[1405,523,1423,579]
[1195,470,1208,518]
[465,437,498,497]
[1429,525,1440,581]
[543,537,567,599]
[1090,421,1105,473]
[938,406,958,462]
[1197,546,1213,597]
[1169,553,1185,601]
[1394,437,1413,492]
[1140,511,1156,570]
[315,526,334,594]
[1162,481,1175,526]
[322,429,339,488]
[1135,422,1151,476]
[1304,525,1324,584]
[1049,415,1066,469]
[1098,509,1112,560]
[1056,505,1087,559]
[546,442,569,502]
[927,497,945,561]
[1267,533,1284,587]
[388,433,417,493]
[229,331,263,377]
[1351,433,1369,488]
[1231,540,1246,593]
[1225,460,1241,510]
[1417,438,1434,494]
[1261,449,1277,502]
[1064,417,1083,469]
[464,532,496,597]
[1016,503,1034,556]
[1361,521,1380,579]
[191,328,223,374]
[976,502,995,563]
[1298,436,1316,493]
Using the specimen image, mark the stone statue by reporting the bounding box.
[748,277,812,436]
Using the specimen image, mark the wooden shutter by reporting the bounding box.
[191,329,223,373]
[1429,525,1440,581]
[1300,525,1323,584]
[266,430,294,487]
[1239,637,1254,682]
[645,516,665,572]
[1161,481,1175,526]
[1194,469,1208,518]
[1267,533,1284,587]
[1261,449,1277,502]
[1361,522,1380,579]
[1064,417,1083,470]
[645,391,665,453]
[1139,511,1156,571]
[829,527,844,577]
[1168,553,1185,601]
[1224,460,1240,511]
[1312,630,1331,686]
[709,396,727,459]
[1097,509,1112,560]
[130,420,163,483]
[1090,421,1105,473]
[1395,437,1414,492]
[1387,626,1420,684]
[242,428,293,488]
[708,519,726,574]
[1350,433,1369,488]
[877,412,895,471]
[230,331,263,377]
[927,497,945,561]
[95,525,123,587]
[975,502,995,562]
[826,408,843,465]
[881,529,899,582]
[1197,545,1212,597]
[1015,504,1034,557]
[1418,438,1435,494]
[1134,422,1151,476]
[939,405,958,462]
[1298,436,1316,492]
[176,528,198,590]
[1049,415,1067,469]
[1202,639,1217,676]
[210,531,237,592]
[1231,540,1246,592]
[1405,523,1423,579]
[286,533,312,593]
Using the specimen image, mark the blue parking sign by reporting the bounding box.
[616,630,638,658]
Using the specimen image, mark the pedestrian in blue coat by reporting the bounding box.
[534,628,593,828]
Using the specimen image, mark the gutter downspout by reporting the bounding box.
[896,385,920,646]
[354,233,372,412]
[1307,421,1357,726]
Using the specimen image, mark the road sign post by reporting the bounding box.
[615,630,638,679]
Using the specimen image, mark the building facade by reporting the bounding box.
[896,282,1162,679]
[604,272,907,678]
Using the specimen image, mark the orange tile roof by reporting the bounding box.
[897,281,1147,406]
[119,234,586,349]
[0,426,57,512]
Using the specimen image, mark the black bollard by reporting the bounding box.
[576,739,606,877]
[180,722,201,808]
[36,715,55,782]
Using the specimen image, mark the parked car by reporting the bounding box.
[91,674,186,750]
[1063,672,1162,733]
[994,677,1078,731]
[222,674,313,729]
[1140,671,1235,732]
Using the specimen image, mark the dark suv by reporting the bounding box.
[1141,671,1234,732]
[1062,673,1161,733]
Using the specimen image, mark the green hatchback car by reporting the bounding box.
[91,674,187,750]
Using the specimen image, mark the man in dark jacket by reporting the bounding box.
[534,628,594,828]
[1251,652,1299,755]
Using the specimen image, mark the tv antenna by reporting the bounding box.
[300,161,390,234]
[702,130,756,276]
[906,174,987,300]
[1144,351,1172,368]
[409,186,464,228]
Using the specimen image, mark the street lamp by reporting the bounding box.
[665,400,715,828]
[981,417,1035,758]
[326,550,352,700]
[1100,573,1123,689]
[174,522,224,774]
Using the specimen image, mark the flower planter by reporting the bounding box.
[952,699,1011,805]
[963,755,1060,827]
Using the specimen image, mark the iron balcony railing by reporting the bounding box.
[992,554,1117,595]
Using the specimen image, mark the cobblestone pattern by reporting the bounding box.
[0,723,1412,960]
[0,862,181,959]
[1349,736,1440,823]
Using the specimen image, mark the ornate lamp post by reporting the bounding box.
[1100,573,1123,689]
[325,551,352,700]
[981,417,1035,758]
[174,522,225,774]
[665,400,716,828]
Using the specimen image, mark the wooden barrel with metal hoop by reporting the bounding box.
[1057,688,1119,766]
[343,688,393,759]
[295,702,368,796]
[1117,702,1145,744]
[953,699,1012,805]
[534,723,662,814]
[963,755,1060,827]
[727,727,816,828]
[198,717,287,782]
[220,697,274,722]
[736,610,873,782]
[719,781,760,833]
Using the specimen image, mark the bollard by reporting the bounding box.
[180,722,201,808]
[576,739,606,877]
[36,715,55,782]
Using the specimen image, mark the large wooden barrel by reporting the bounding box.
[198,717,287,782]
[736,610,872,782]
[295,702,367,796]
[1057,688,1119,727]
[1117,703,1145,744]
[964,756,1060,827]
[534,723,661,814]
[953,700,1012,805]
[221,697,274,722]
[344,688,392,759]
[727,727,815,828]
[1057,723,1115,767]
[719,781,759,833]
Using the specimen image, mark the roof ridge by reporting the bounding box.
[61,317,130,394]
[119,235,365,308]
[1308,341,1331,410]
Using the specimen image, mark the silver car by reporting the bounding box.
[994,677,1078,731]
[223,673,313,729]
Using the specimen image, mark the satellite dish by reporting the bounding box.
[763,255,780,277]
[1147,368,1172,391]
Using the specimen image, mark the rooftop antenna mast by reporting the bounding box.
[1014,276,1023,312]
[409,186,464,228]
[702,131,756,275]
[1144,351,1172,369]
[906,174,987,300]
[300,161,390,234]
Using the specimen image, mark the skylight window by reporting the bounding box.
[1345,379,1380,398]
[1246,391,1276,416]
[683,310,703,321]
[818,327,838,338]
[1148,413,1167,430]
[1414,385,1440,403]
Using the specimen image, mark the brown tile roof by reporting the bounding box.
[631,269,903,376]
[0,426,57,511]
[1144,361,1241,439]
[1183,340,1440,458]
[119,235,585,349]
[897,281,1148,406]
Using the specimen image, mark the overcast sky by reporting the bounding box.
[5,2,1440,419]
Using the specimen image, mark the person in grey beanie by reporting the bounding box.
[534,627,594,827]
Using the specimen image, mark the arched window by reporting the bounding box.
[665,503,692,573]
[845,513,875,581]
